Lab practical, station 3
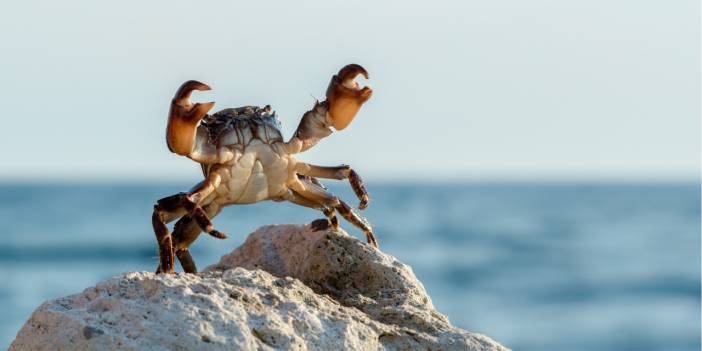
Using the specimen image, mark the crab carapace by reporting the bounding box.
[152,64,376,274]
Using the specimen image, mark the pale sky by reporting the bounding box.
[0,0,699,182]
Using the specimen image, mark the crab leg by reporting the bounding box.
[175,249,197,274]
[336,200,378,248]
[152,194,187,274]
[152,177,224,274]
[173,203,223,250]
[284,187,339,231]
[297,163,370,209]
[155,203,222,274]
[322,207,340,230]
[291,178,378,248]
[185,176,226,240]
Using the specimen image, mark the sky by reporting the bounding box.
[0,0,699,182]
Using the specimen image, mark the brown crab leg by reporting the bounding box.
[174,203,223,249]
[297,163,370,209]
[323,207,340,230]
[152,177,224,274]
[155,203,222,274]
[174,250,195,274]
[184,175,226,239]
[170,216,199,273]
[152,194,188,274]
[291,179,378,248]
[336,200,378,248]
[153,195,222,274]
[300,177,344,228]
[183,201,227,240]
[284,188,339,231]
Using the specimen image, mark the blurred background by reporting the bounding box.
[0,1,699,350]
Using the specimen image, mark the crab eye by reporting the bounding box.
[325,64,373,130]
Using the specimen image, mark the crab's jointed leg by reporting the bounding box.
[174,249,196,274]
[336,200,378,247]
[322,207,340,230]
[297,163,370,209]
[152,176,224,274]
[284,184,339,231]
[152,194,184,275]
[155,203,222,274]
[290,178,378,248]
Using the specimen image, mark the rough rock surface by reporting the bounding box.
[11,224,509,351]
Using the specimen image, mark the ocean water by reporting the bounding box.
[0,182,699,350]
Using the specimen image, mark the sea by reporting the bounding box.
[0,182,699,350]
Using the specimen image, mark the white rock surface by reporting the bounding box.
[10,224,509,351]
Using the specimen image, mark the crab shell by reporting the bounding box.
[201,106,284,148]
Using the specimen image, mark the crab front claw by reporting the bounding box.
[325,64,373,130]
[166,80,215,156]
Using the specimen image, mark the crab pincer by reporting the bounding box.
[325,64,373,131]
[166,80,215,156]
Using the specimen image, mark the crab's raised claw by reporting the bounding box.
[166,80,215,156]
[325,64,373,131]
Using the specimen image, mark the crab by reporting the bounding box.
[152,64,376,274]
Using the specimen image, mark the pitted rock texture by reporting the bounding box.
[208,225,457,336]
[10,224,509,351]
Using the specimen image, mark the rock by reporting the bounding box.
[10,224,509,351]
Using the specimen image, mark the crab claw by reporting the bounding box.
[166,80,215,156]
[325,64,373,130]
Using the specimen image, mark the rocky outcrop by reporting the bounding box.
[10,225,509,351]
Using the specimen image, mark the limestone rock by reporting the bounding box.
[10,224,509,351]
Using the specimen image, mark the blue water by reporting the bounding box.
[0,182,699,350]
